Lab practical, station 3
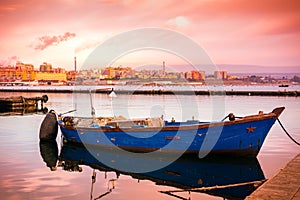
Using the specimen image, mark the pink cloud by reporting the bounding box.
[34,32,76,50]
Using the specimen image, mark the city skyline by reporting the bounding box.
[0,0,299,71]
[2,59,300,75]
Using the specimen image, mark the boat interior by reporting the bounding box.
[60,115,205,129]
[59,107,283,129]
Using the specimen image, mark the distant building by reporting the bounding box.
[0,61,68,83]
[227,75,238,80]
[0,66,22,81]
[66,71,78,81]
[185,70,205,81]
[214,71,227,80]
[184,71,193,80]
[36,62,67,83]
[99,67,135,80]
[35,71,66,83]
[191,70,205,81]
[39,62,52,72]
[15,61,34,71]
[0,62,35,81]
[100,67,116,79]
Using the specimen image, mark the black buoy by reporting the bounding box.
[39,110,58,140]
[42,95,48,103]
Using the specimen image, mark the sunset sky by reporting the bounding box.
[0,0,299,72]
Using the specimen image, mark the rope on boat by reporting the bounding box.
[221,113,243,121]
[277,118,300,146]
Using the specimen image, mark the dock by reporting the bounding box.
[246,153,300,200]
[117,90,300,96]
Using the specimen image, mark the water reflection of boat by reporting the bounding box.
[58,142,266,199]
[0,106,48,116]
[278,84,289,87]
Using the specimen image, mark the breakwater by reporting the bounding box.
[116,90,299,96]
[0,87,299,96]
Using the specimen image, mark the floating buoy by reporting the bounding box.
[42,95,49,103]
[39,110,58,140]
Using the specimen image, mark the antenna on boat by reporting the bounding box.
[89,89,96,119]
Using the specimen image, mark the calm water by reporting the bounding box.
[0,92,299,200]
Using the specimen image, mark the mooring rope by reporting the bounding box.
[277,118,300,146]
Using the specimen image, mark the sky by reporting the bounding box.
[0,0,300,72]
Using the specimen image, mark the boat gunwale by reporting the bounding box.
[59,107,284,133]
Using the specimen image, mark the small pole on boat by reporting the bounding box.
[89,90,96,119]
[60,109,76,116]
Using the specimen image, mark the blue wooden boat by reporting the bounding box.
[58,107,284,157]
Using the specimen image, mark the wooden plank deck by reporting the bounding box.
[246,153,300,200]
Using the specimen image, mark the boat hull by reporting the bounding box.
[59,116,277,157]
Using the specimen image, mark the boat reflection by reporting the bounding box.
[40,140,266,199]
[0,106,48,116]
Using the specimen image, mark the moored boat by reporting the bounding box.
[0,95,48,109]
[279,84,289,87]
[58,107,285,157]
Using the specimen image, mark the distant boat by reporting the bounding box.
[58,107,285,157]
[59,142,266,199]
[279,84,289,87]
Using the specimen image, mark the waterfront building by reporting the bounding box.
[214,71,228,80]
[191,70,205,81]
[0,62,68,84]
[0,62,35,82]
[185,70,205,81]
[35,71,66,83]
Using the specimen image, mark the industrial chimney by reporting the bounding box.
[74,56,77,72]
[162,61,165,76]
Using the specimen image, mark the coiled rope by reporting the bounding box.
[277,118,300,146]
